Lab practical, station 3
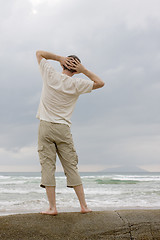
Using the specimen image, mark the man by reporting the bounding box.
[36,50,104,215]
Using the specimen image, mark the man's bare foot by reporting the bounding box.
[41,208,58,216]
[81,206,92,214]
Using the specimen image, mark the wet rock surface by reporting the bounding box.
[0,210,160,239]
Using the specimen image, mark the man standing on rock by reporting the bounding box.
[36,50,104,215]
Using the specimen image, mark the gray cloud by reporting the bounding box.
[0,0,160,171]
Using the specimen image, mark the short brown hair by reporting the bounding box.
[63,55,81,73]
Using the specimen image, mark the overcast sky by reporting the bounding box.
[0,0,160,172]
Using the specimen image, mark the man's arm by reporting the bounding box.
[36,50,68,68]
[66,58,105,90]
[81,68,105,90]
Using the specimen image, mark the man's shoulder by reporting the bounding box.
[40,58,57,75]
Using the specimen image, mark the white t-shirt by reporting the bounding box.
[36,58,93,126]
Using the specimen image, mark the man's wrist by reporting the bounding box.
[81,67,88,74]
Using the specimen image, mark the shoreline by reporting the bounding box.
[1,206,160,217]
[0,210,160,240]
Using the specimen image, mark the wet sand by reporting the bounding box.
[0,210,160,239]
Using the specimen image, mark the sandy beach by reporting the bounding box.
[0,210,160,240]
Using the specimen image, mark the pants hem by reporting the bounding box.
[67,183,82,188]
[40,184,56,188]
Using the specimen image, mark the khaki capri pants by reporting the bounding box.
[38,120,82,188]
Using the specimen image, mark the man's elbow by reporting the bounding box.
[98,80,105,88]
[36,50,41,57]
[100,81,105,88]
[93,81,105,90]
[36,50,43,64]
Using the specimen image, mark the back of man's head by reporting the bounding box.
[63,55,81,73]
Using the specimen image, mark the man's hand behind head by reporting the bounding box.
[63,56,105,89]
[65,58,86,74]
[60,57,72,70]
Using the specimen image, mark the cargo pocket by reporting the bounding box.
[71,144,79,165]
[38,145,46,164]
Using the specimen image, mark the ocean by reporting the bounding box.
[0,172,160,216]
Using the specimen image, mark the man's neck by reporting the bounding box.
[62,70,74,77]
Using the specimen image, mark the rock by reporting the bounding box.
[0,210,160,239]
